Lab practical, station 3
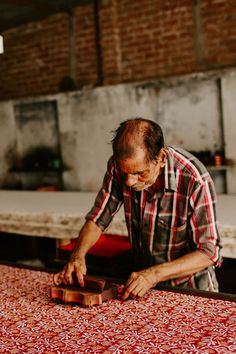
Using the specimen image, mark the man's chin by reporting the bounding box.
[132,184,150,191]
[131,185,143,191]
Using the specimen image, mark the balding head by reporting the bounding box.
[112,118,165,162]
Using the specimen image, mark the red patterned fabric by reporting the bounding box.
[0,264,235,353]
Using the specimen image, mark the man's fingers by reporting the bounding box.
[122,271,154,300]
[74,267,86,287]
[52,256,87,287]
[73,260,86,286]
[122,289,131,300]
[53,261,86,286]
[122,272,139,300]
[53,272,63,286]
[53,265,74,286]
[125,272,138,287]
[137,287,148,298]
[76,272,84,287]
[123,282,149,300]
[122,281,139,300]
[62,264,74,284]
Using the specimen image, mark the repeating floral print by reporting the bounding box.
[0,265,235,354]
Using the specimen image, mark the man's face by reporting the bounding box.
[117,147,164,191]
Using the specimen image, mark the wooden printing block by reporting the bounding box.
[50,275,118,307]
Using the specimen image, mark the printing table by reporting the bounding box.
[0,264,235,354]
[0,191,235,258]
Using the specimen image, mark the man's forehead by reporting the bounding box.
[122,145,147,159]
[116,152,150,173]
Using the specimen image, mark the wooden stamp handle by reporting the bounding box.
[72,274,106,292]
[83,275,106,291]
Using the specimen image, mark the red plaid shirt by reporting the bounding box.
[86,147,222,291]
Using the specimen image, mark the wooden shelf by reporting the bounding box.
[207,165,229,172]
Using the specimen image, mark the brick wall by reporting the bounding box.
[0,0,236,100]
[0,13,70,99]
[75,5,98,87]
[201,0,236,68]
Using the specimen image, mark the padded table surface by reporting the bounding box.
[0,191,127,238]
[0,264,235,353]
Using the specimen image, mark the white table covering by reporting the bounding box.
[0,191,235,258]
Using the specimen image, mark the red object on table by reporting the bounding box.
[59,233,132,257]
[37,186,58,191]
[0,264,236,353]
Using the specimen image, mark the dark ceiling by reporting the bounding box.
[0,0,91,32]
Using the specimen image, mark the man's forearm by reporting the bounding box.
[153,250,214,284]
[70,220,102,260]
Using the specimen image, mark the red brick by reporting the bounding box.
[0,0,236,99]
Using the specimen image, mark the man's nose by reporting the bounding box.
[125,174,137,187]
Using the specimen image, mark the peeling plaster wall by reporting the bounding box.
[14,101,59,159]
[59,85,158,191]
[0,71,235,193]
[0,101,19,189]
[156,80,222,152]
[222,72,236,194]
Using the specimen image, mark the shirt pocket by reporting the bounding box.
[153,216,188,253]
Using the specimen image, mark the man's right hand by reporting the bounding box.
[53,256,87,287]
[53,220,101,287]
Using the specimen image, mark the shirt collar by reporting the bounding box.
[145,147,177,197]
[164,147,178,192]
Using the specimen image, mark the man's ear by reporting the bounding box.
[159,148,168,165]
[159,148,168,163]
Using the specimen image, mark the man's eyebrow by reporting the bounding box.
[117,168,147,175]
[132,169,147,174]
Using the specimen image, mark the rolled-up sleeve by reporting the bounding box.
[85,157,124,232]
[190,178,222,266]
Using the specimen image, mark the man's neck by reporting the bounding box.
[147,169,165,195]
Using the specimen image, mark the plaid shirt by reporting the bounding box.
[86,147,222,291]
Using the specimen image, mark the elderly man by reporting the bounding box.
[54,118,221,299]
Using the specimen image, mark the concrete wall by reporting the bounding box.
[222,71,236,194]
[0,70,235,193]
[0,101,18,188]
[156,79,222,151]
[58,84,157,190]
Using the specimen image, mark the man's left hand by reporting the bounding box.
[122,267,158,300]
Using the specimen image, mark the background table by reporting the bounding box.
[0,190,127,238]
[0,191,235,258]
[0,264,235,354]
